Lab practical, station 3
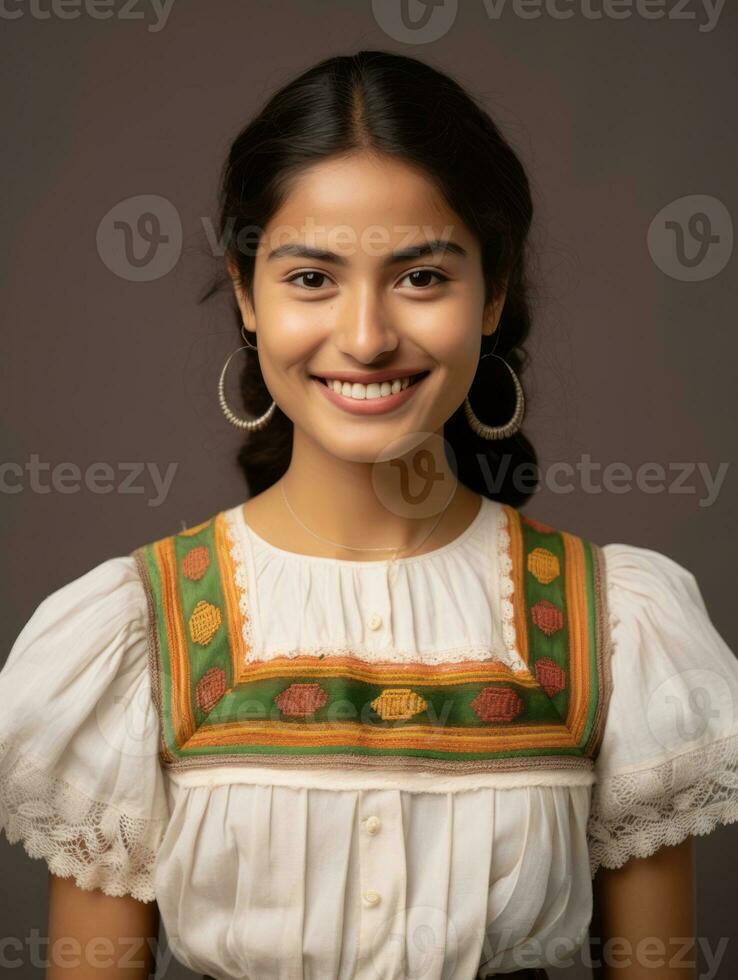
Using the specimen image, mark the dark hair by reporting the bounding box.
[200,50,538,506]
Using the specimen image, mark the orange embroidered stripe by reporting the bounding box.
[223,655,539,687]
[213,512,247,681]
[154,535,195,748]
[562,530,589,743]
[184,720,580,752]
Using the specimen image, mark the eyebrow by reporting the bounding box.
[266,238,468,265]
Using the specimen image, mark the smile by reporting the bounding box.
[310,371,430,416]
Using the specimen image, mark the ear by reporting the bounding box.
[226,255,256,331]
[482,281,508,338]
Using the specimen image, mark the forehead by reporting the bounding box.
[263,152,474,251]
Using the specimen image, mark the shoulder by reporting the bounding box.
[490,505,612,763]
[598,539,738,706]
[0,550,171,902]
[500,509,730,666]
[501,502,604,557]
[596,538,738,753]
[585,536,738,874]
[129,507,246,763]
[7,553,149,670]
[12,505,237,666]
[501,508,737,749]
[599,538,707,620]
[130,506,240,616]
[499,504,608,650]
[2,551,154,733]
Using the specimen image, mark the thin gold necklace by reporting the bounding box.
[279,481,453,577]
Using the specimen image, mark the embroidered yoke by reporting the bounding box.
[131,505,614,778]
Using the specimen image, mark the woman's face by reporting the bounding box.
[229,151,505,464]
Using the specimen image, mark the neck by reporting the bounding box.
[274,427,477,557]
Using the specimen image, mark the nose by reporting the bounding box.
[333,286,399,363]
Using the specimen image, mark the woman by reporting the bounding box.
[1,50,736,980]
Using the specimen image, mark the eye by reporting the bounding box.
[285,267,449,290]
[285,270,333,289]
[398,268,449,289]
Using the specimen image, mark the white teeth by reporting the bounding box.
[326,375,418,400]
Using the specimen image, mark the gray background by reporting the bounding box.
[1,0,736,976]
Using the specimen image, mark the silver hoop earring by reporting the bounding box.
[463,352,525,440]
[218,324,277,431]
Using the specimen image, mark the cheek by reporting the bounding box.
[407,292,481,360]
[423,323,481,406]
[258,310,325,373]
[252,276,325,360]
[420,322,480,385]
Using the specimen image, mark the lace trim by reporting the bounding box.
[240,642,529,669]
[0,738,168,903]
[497,504,525,670]
[586,730,738,878]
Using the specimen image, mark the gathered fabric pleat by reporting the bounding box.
[158,781,591,979]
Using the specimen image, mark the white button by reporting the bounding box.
[367,613,382,630]
[362,889,381,907]
[364,815,381,835]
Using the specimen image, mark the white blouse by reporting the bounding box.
[1,496,737,980]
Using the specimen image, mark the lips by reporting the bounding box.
[310,369,431,415]
[312,371,429,388]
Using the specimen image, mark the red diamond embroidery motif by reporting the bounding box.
[531,599,564,636]
[275,683,329,718]
[471,685,523,723]
[535,657,567,697]
[182,545,210,581]
[195,666,227,713]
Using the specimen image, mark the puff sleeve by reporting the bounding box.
[0,555,170,902]
[586,543,738,877]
